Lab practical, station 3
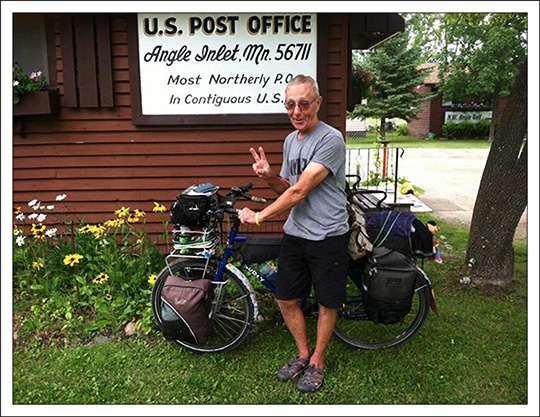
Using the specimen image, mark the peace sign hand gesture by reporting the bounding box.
[250,147,273,179]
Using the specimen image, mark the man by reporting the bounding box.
[238,74,349,393]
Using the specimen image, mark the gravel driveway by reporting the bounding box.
[397,148,527,239]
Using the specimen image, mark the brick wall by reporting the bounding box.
[407,85,432,138]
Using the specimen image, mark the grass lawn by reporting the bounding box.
[11,216,529,407]
[346,133,492,149]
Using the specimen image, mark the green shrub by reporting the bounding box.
[13,196,169,342]
[396,123,408,136]
[441,119,490,140]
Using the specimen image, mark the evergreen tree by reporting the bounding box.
[349,32,436,140]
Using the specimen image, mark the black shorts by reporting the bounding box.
[276,233,348,309]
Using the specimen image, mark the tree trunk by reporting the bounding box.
[488,95,500,142]
[466,61,527,293]
[379,117,386,140]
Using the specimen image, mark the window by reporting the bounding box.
[13,13,55,86]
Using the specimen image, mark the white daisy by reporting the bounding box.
[28,213,38,220]
[16,213,25,221]
[28,199,39,208]
[46,205,55,210]
[37,213,47,222]
[16,236,26,246]
[55,194,67,201]
[45,228,57,238]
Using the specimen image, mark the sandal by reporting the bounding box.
[296,365,327,393]
[276,355,310,382]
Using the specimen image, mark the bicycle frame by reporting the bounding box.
[164,188,436,330]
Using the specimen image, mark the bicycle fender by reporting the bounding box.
[225,263,259,321]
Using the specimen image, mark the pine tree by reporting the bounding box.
[349,33,436,140]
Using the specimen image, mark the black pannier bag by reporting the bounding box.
[170,183,219,228]
[160,276,213,344]
[235,235,283,264]
[362,247,418,325]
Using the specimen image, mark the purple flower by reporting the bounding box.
[29,71,42,81]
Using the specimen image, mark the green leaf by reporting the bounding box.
[96,301,112,319]
[84,319,110,331]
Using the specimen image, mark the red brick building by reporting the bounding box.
[407,63,508,138]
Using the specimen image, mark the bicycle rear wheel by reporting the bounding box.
[151,258,254,353]
[334,274,430,349]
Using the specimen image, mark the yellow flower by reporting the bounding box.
[31,223,46,233]
[115,206,130,218]
[32,224,47,240]
[134,209,146,218]
[148,274,158,285]
[13,225,23,235]
[127,213,140,223]
[63,254,84,267]
[105,294,112,302]
[32,261,44,270]
[14,207,22,216]
[78,225,92,233]
[153,202,167,212]
[87,225,106,239]
[135,238,144,245]
[104,218,124,228]
[92,272,109,284]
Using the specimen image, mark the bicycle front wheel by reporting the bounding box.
[334,274,431,349]
[151,258,254,353]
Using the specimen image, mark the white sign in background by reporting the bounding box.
[444,111,493,124]
[137,14,318,115]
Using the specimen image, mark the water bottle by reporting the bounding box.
[257,261,278,282]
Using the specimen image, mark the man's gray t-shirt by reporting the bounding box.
[280,121,349,241]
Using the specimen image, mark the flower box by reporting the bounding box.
[13,89,60,116]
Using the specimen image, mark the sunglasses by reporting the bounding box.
[284,97,319,111]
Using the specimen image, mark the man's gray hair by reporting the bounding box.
[286,74,320,97]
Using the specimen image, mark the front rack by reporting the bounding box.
[165,225,220,269]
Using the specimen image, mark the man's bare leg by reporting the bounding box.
[277,299,311,359]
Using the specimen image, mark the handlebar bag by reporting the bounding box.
[170,183,219,228]
[235,235,283,264]
[361,247,418,325]
[160,275,213,344]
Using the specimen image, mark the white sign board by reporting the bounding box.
[445,111,493,124]
[137,13,318,115]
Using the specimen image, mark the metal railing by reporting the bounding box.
[346,146,405,204]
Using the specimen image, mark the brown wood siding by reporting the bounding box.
[13,13,349,250]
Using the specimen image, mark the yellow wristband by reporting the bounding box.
[255,212,261,226]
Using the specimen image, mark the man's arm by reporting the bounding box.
[238,162,329,225]
[265,175,290,195]
[250,146,290,195]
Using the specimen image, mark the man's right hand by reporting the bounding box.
[250,147,272,179]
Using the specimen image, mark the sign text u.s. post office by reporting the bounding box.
[136,13,318,117]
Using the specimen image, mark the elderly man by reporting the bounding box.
[238,74,348,393]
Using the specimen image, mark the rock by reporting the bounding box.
[92,335,113,344]
[124,321,137,337]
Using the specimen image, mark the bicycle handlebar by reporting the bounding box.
[227,183,267,204]
[213,183,268,221]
